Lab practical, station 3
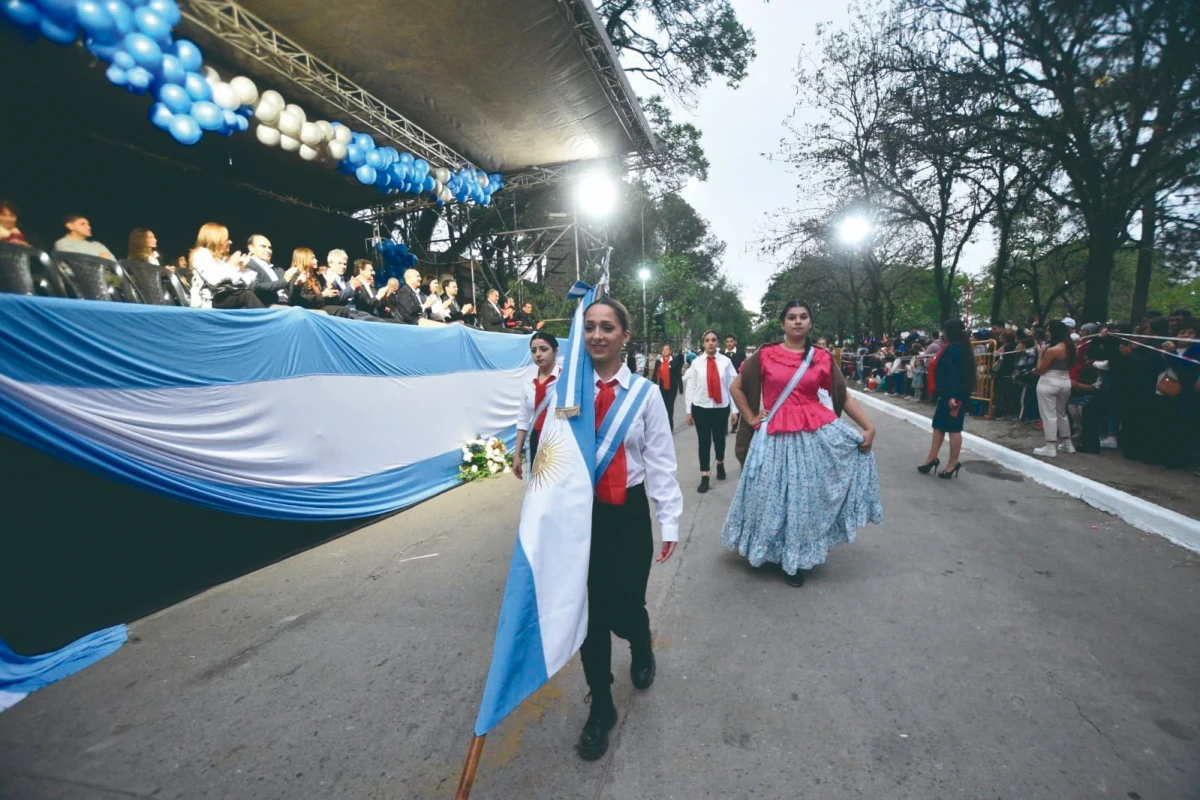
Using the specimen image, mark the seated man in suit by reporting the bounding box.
[480,288,506,332]
[392,267,426,325]
[322,249,357,310]
[244,234,289,306]
[441,279,475,324]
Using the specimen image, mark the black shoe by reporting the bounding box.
[697,476,709,493]
[786,569,806,587]
[938,463,962,479]
[577,693,617,761]
[917,457,940,474]
[630,647,656,690]
[716,463,727,481]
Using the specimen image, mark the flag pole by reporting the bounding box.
[454,734,487,799]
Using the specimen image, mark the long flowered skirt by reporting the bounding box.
[720,420,883,574]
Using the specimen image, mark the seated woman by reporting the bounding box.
[188,222,261,309]
[287,247,351,317]
[423,277,450,322]
[0,200,30,247]
[127,228,160,265]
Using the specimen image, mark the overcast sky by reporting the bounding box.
[632,0,994,314]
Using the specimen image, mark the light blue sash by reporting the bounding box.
[743,347,816,478]
[593,375,653,485]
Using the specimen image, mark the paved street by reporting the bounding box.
[2,405,1198,799]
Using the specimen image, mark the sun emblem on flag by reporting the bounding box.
[529,429,569,491]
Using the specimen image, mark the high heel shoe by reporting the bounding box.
[938,463,962,479]
[917,457,940,474]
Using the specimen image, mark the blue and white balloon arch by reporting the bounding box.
[1,0,504,205]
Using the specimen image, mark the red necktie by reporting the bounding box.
[594,379,627,505]
[706,356,723,403]
[532,374,555,431]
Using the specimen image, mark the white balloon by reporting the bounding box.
[229,76,258,107]
[433,167,450,183]
[285,103,306,123]
[254,100,280,125]
[479,174,490,188]
[260,89,285,109]
[299,121,322,146]
[277,109,302,137]
[316,120,334,142]
[433,179,444,194]
[255,124,281,147]
[279,134,301,152]
[203,65,221,84]
[299,144,320,161]
[334,125,352,144]
[327,139,347,161]
[211,81,238,110]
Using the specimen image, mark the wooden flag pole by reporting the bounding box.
[453,734,487,799]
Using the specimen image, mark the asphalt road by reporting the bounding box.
[2,404,1198,799]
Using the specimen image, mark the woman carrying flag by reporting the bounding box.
[721,301,882,587]
[684,330,739,492]
[576,297,683,761]
[513,331,559,477]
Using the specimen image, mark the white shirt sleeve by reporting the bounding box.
[516,377,533,432]
[682,356,700,407]
[192,248,245,288]
[641,388,683,543]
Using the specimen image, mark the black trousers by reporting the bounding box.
[212,287,264,309]
[528,428,541,462]
[580,483,653,695]
[692,404,730,472]
[660,388,677,429]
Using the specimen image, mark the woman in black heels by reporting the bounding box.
[918,319,974,479]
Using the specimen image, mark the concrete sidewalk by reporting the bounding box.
[1,410,1197,799]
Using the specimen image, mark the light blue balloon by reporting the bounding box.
[183,70,210,101]
[222,109,239,128]
[168,113,202,145]
[171,38,201,72]
[85,36,119,59]
[160,52,184,84]
[422,175,435,193]
[345,143,364,166]
[101,0,132,33]
[112,49,135,69]
[125,65,152,92]
[355,164,377,185]
[76,0,114,34]
[234,114,249,132]
[2,0,42,27]
[123,31,162,68]
[149,101,174,130]
[132,5,168,41]
[157,82,190,113]
[413,158,429,178]
[354,133,375,151]
[190,100,223,131]
[364,149,383,169]
[399,151,414,165]
[145,0,178,26]
[105,63,128,86]
[394,164,411,182]
[39,14,78,44]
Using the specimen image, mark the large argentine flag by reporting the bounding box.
[474,281,600,735]
[0,295,533,520]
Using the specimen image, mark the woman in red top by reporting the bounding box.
[513,331,559,477]
[721,301,883,587]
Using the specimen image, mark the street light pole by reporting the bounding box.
[638,267,651,376]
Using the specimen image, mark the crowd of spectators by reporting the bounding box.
[840,313,1200,474]
[0,208,545,332]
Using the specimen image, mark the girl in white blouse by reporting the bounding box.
[576,297,683,762]
[512,331,560,477]
[683,329,738,493]
[187,223,261,309]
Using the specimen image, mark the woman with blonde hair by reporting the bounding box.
[287,247,350,317]
[127,228,160,265]
[188,222,260,309]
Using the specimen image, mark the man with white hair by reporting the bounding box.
[392,267,425,325]
[322,249,357,310]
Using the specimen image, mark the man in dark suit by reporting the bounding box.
[244,234,289,306]
[652,344,683,430]
[392,267,425,325]
[442,279,476,324]
[723,334,746,371]
[480,288,506,332]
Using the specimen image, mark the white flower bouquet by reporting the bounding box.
[459,435,512,482]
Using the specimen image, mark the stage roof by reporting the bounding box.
[181,0,658,174]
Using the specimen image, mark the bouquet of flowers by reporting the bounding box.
[459,435,512,482]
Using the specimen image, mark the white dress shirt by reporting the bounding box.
[682,351,738,409]
[189,247,251,308]
[595,365,683,542]
[516,367,560,432]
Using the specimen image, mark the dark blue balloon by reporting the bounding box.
[2,0,41,27]
[183,70,211,101]
[40,14,78,44]
[168,113,202,145]
[422,175,435,193]
[149,101,173,130]
[160,52,184,84]
[101,0,132,33]
[157,82,189,112]
[375,183,393,196]
[40,0,76,22]
[336,159,356,175]
[123,31,162,68]
[172,38,201,72]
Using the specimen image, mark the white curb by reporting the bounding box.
[853,390,1200,554]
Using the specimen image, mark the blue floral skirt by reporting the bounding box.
[720,420,883,574]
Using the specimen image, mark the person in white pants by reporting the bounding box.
[1033,319,1077,457]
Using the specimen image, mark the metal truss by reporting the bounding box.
[178,0,477,171]
[554,0,659,159]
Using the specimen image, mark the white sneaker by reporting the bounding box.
[1033,444,1058,458]
[1058,439,1076,454]
[1100,436,1118,449]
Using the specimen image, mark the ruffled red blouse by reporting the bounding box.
[759,344,838,434]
